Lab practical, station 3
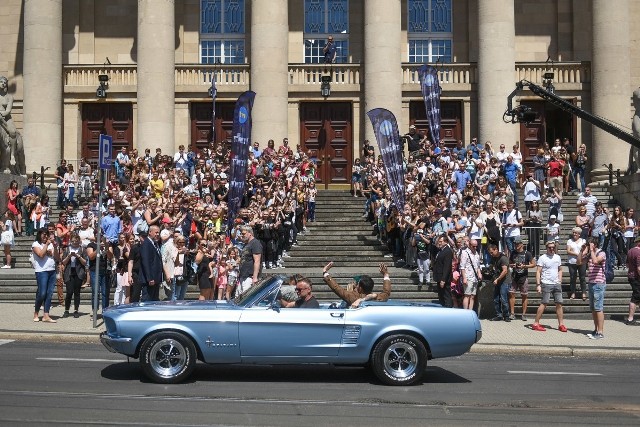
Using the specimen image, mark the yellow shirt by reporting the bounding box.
[149,178,164,198]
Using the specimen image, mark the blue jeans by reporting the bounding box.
[67,186,77,208]
[493,281,510,318]
[34,270,57,314]
[504,236,516,256]
[90,270,110,311]
[174,280,188,301]
[307,201,316,221]
[56,179,65,208]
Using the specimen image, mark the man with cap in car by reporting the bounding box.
[322,261,391,308]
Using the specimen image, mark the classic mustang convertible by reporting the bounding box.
[100,275,481,385]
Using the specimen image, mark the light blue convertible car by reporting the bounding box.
[100,275,482,385]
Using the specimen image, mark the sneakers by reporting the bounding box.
[62,311,69,318]
[588,332,604,340]
[509,314,516,321]
[624,318,637,325]
[504,317,511,322]
[558,325,568,332]
[489,316,504,321]
[532,323,546,331]
[73,311,79,319]
[521,315,528,321]
[1,265,10,269]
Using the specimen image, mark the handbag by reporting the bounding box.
[1,230,13,246]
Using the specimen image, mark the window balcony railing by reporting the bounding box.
[62,61,590,95]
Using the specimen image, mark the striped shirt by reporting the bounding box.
[587,250,606,283]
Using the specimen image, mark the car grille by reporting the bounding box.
[341,325,361,346]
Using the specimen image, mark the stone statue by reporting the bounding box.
[0,76,26,175]
[630,87,640,175]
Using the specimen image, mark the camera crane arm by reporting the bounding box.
[504,79,640,151]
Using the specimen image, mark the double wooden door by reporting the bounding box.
[190,102,236,151]
[81,103,133,167]
[409,101,462,149]
[300,103,352,187]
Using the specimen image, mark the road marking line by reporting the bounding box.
[36,357,123,363]
[0,339,15,346]
[507,370,602,376]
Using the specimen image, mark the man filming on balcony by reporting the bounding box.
[323,36,337,64]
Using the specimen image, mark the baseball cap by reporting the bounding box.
[409,125,416,129]
[549,215,557,219]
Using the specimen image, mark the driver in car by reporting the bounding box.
[322,262,391,308]
[279,276,320,308]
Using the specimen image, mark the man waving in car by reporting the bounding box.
[322,262,391,307]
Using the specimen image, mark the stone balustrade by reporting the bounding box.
[516,62,591,89]
[62,61,590,94]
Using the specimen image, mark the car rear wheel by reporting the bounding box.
[371,334,427,386]
[140,331,196,384]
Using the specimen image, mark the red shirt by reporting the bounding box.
[627,246,640,279]
[548,160,563,177]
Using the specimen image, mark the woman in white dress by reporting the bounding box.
[1,210,15,268]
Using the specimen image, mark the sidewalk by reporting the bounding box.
[0,302,638,358]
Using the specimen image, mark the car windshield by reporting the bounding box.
[233,275,282,306]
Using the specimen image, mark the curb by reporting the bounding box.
[470,344,640,359]
[0,331,101,343]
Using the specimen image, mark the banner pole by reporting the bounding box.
[92,169,104,329]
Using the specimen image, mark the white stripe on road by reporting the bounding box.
[0,339,15,346]
[508,370,602,376]
[36,357,124,363]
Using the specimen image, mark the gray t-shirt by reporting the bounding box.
[239,237,263,279]
[591,212,608,237]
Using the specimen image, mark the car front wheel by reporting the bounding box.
[140,331,196,384]
[371,334,427,386]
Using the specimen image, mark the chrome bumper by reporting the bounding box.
[100,331,132,353]
[475,329,483,343]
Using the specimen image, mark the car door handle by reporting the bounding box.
[330,313,344,318]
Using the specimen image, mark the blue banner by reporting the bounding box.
[227,90,256,232]
[418,64,442,146]
[366,108,405,209]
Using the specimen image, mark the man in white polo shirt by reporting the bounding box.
[532,240,567,332]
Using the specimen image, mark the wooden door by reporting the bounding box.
[190,102,235,152]
[82,103,133,169]
[300,103,352,188]
[519,100,575,173]
[409,101,462,150]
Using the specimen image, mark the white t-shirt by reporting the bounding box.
[566,238,585,265]
[523,181,541,202]
[31,241,56,272]
[78,227,94,248]
[503,209,522,238]
[537,253,562,285]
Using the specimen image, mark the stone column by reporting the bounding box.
[590,0,630,183]
[363,0,402,143]
[477,0,515,147]
[23,0,63,172]
[250,0,288,143]
[137,0,175,154]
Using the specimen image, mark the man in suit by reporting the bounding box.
[433,234,453,307]
[139,224,164,301]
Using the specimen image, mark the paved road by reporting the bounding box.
[0,340,638,426]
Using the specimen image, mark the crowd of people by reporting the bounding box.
[16,138,319,322]
[3,126,639,333]
[355,130,640,336]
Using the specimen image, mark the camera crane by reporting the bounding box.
[503,79,640,152]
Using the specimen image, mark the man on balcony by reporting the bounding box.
[323,36,337,64]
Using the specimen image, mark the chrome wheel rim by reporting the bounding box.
[149,339,187,378]
[383,342,418,379]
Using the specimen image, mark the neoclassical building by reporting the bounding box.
[1,0,638,187]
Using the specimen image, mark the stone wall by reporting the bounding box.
[609,173,640,211]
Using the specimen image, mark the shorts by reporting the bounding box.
[630,278,640,305]
[352,174,362,183]
[588,283,606,312]
[540,283,563,304]
[463,280,478,296]
[509,278,529,295]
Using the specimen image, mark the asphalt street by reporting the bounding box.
[0,340,638,426]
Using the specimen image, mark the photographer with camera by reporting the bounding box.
[508,236,535,321]
[488,243,511,322]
